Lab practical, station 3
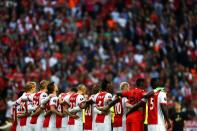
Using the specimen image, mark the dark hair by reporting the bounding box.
[92,84,100,94]
[136,78,145,87]
[150,78,159,89]
[47,82,55,94]
[39,80,49,90]
[70,87,78,93]
[101,79,110,91]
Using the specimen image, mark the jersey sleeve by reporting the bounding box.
[159,92,167,105]
[141,98,147,103]
[39,92,48,104]
[105,93,112,104]
[93,104,102,114]
[63,94,70,107]
[122,97,128,103]
[112,95,117,101]
[50,97,57,106]
[77,94,85,108]
[92,94,97,103]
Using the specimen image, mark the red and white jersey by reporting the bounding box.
[43,96,58,128]
[93,91,112,123]
[113,95,128,127]
[67,93,85,126]
[56,93,69,128]
[144,91,167,125]
[84,95,94,130]
[16,92,35,126]
[30,91,48,124]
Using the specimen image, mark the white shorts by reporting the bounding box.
[42,127,56,131]
[94,123,111,131]
[67,125,83,131]
[16,125,21,131]
[148,124,166,131]
[21,125,31,131]
[31,115,45,131]
[57,127,68,131]
[113,127,123,131]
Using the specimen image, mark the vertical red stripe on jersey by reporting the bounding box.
[30,92,43,124]
[43,102,51,127]
[56,115,62,128]
[20,101,28,126]
[148,91,159,124]
[43,115,51,127]
[68,93,78,125]
[56,99,63,128]
[95,92,107,123]
[113,98,123,127]
[84,104,93,130]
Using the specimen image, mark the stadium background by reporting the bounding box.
[0,0,196,130]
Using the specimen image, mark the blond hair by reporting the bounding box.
[25,81,36,92]
[120,82,129,90]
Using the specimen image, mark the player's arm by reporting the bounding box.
[50,105,63,116]
[93,105,103,114]
[63,105,79,119]
[17,112,31,118]
[143,88,165,99]
[96,96,120,111]
[69,95,86,113]
[160,104,171,129]
[160,92,171,129]
[126,100,145,116]
[31,107,43,116]
[83,99,94,109]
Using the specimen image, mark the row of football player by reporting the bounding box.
[12,78,171,131]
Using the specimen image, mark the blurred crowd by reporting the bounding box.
[0,0,197,128]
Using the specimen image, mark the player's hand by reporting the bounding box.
[102,110,109,115]
[166,120,172,129]
[97,106,109,111]
[71,114,79,119]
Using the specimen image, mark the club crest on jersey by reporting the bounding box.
[80,98,84,101]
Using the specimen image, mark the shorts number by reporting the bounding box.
[114,103,122,115]
[150,98,154,110]
[85,105,92,116]
[70,102,76,109]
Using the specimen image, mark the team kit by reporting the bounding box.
[11,78,171,131]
